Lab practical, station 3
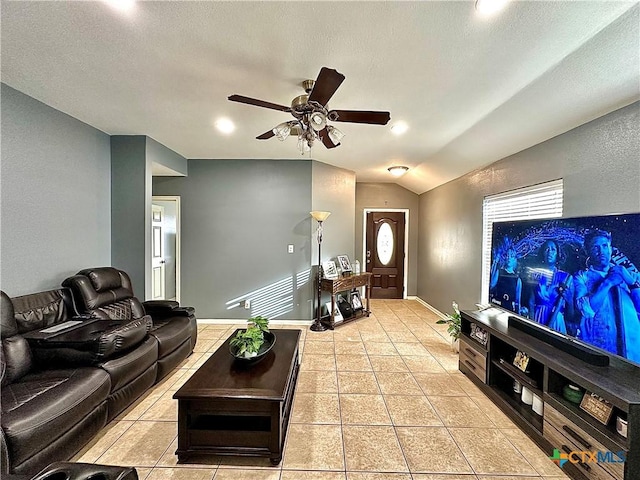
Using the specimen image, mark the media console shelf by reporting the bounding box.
[460,309,639,480]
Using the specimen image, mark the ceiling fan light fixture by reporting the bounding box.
[297,135,312,154]
[273,122,291,141]
[327,125,345,145]
[228,67,390,153]
[309,112,327,131]
[388,166,409,177]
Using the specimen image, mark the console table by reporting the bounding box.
[460,309,639,480]
[320,272,372,329]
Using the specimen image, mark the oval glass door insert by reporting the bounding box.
[377,222,394,265]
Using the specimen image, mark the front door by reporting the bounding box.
[151,204,166,300]
[366,211,406,299]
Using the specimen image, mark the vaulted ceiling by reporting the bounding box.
[2,1,638,194]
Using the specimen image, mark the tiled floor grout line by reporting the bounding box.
[72,301,564,479]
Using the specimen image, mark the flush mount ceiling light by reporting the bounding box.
[475,0,509,15]
[215,118,235,134]
[229,67,390,155]
[388,166,409,177]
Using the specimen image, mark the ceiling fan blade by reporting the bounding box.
[329,110,391,125]
[308,67,345,106]
[318,127,340,149]
[256,129,275,140]
[228,95,290,112]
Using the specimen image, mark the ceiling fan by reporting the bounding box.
[228,67,391,153]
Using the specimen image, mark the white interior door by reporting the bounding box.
[151,204,166,300]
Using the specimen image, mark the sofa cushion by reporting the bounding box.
[1,346,6,387]
[149,316,191,358]
[30,462,138,480]
[84,267,123,292]
[1,291,18,338]
[62,272,146,319]
[11,289,74,333]
[88,299,135,321]
[1,367,110,466]
[99,335,158,392]
[95,316,152,361]
[1,337,33,384]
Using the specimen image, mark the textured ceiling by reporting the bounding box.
[2,1,638,194]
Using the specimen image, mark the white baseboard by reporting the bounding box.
[413,297,447,319]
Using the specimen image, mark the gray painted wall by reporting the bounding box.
[153,159,315,320]
[147,136,188,176]
[111,136,149,297]
[355,183,419,296]
[0,84,111,295]
[418,102,640,314]
[311,161,356,261]
[111,135,188,299]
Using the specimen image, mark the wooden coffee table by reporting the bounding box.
[173,329,300,465]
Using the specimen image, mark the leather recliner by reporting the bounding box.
[62,267,197,381]
[0,291,111,475]
[3,461,138,480]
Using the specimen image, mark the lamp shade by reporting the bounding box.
[309,112,327,132]
[310,211,331,222]
[327,126,345,145]
[273,122,292,141]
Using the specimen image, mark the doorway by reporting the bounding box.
[363,210,408,299]
[151,196,181,302]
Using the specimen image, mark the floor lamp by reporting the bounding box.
[310,211,331,332]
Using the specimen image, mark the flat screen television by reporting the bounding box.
[489,212,640,367]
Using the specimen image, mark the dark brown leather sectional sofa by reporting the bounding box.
[1,267,197,475]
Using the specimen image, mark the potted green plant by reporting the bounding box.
[229,316,271,359]
[436,301,461,352]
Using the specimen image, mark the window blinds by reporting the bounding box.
[481,179,564,302]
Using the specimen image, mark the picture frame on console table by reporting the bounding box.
[322,261,339,279]
[351,290,363,311]
[325,301,343,323]
[337,255,352,273]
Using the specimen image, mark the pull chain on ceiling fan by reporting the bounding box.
[228,67,391,154]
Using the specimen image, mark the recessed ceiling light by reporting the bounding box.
[475,0,509,15]
[104,0,136,13]
[391,122,409,136]
[388,166,409,177]
[215,118,235,135]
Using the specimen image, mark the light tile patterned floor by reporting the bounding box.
[72,299,570,480]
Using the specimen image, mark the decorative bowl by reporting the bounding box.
[562,384,584,404]
[229,331,276,365]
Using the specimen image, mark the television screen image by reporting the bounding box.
[489,212,640,366]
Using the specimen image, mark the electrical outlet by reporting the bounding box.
[244,300,250,309]
[288,244,294,253]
